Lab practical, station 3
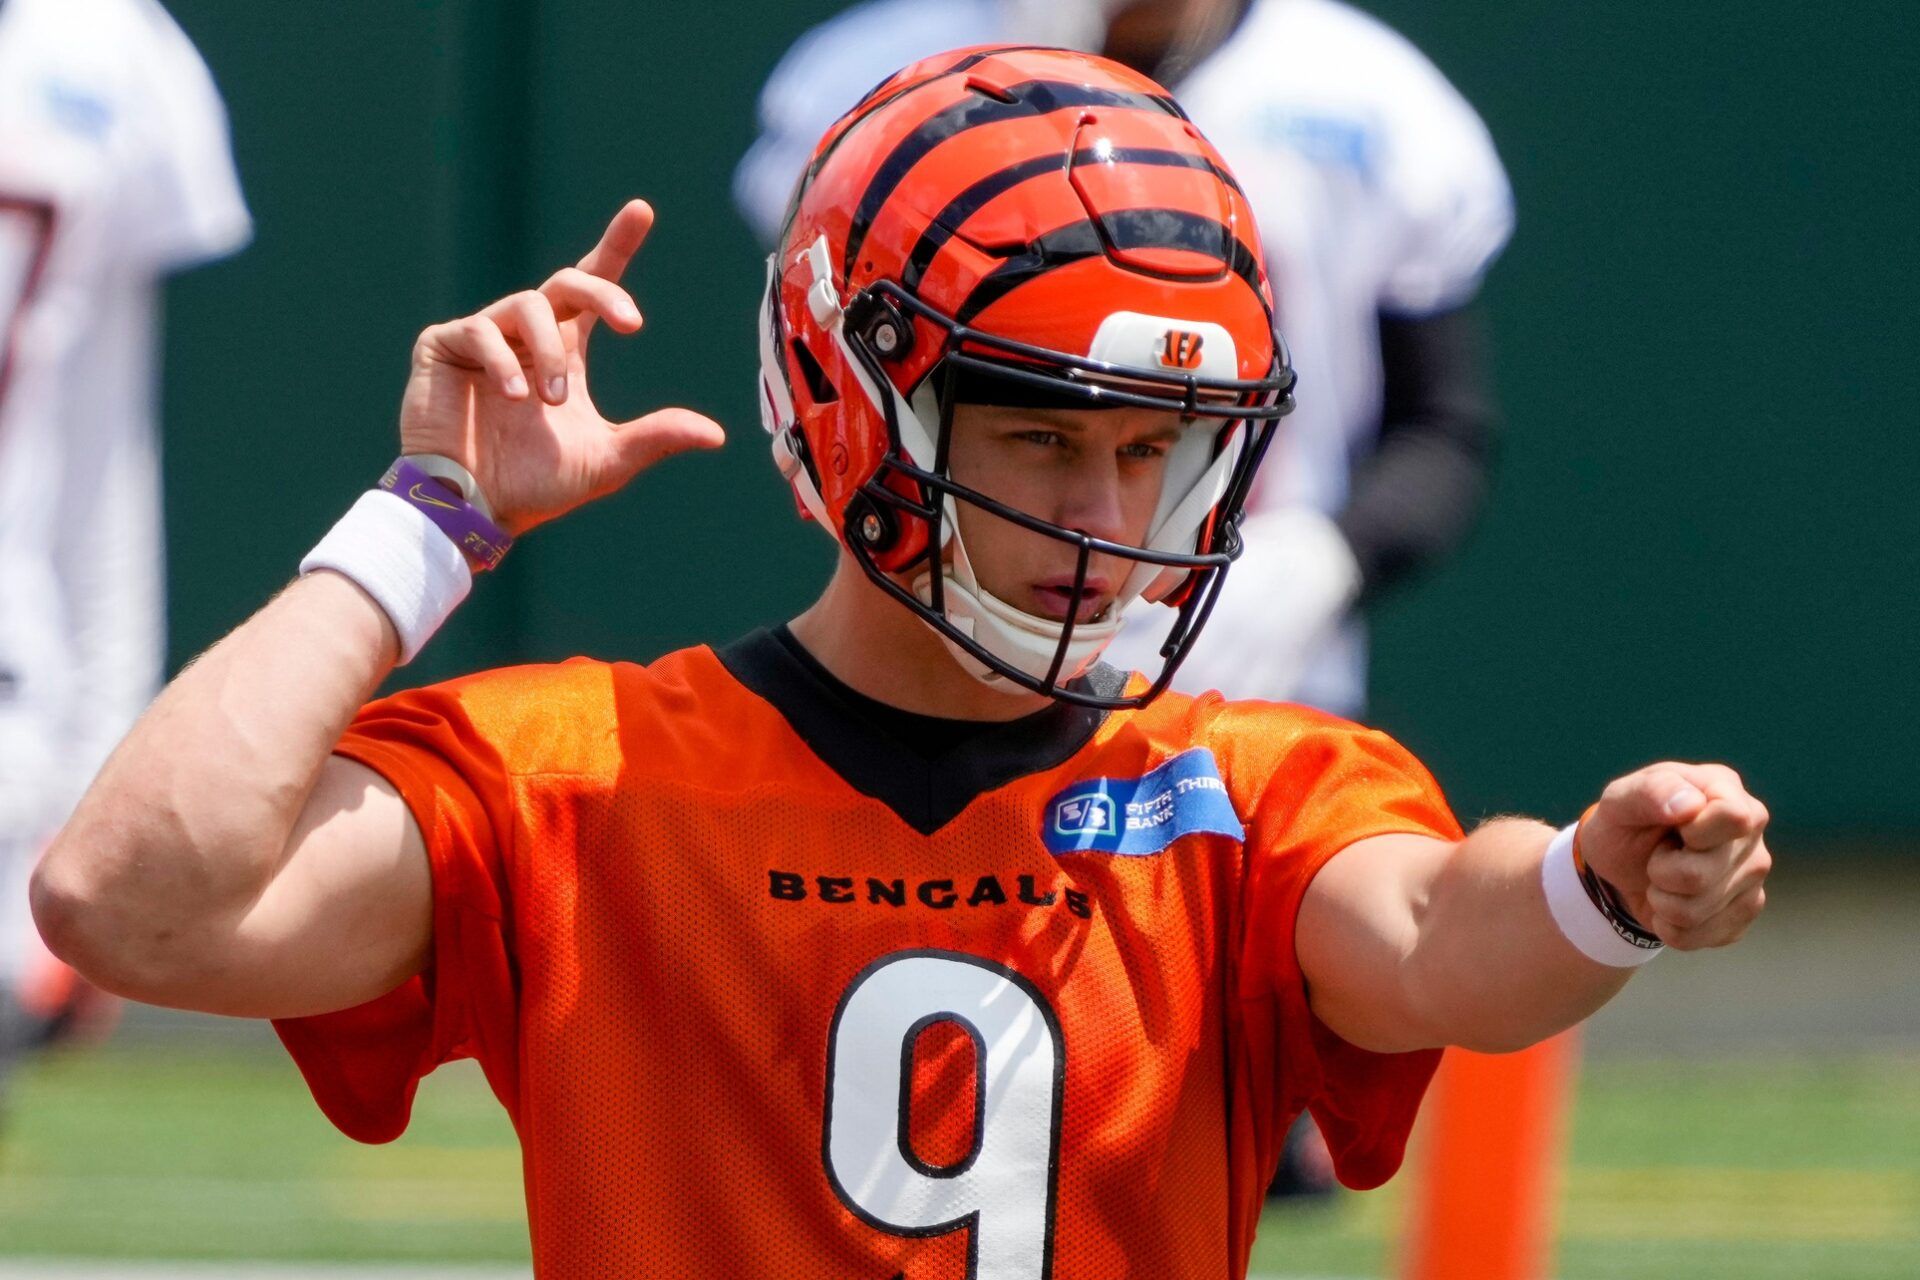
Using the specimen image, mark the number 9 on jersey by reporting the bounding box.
[824,950,1066,1278]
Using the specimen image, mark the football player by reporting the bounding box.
[739,0,1515,1200]
[32,49,1768,1279]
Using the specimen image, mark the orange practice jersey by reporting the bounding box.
[275,629,1461,1278]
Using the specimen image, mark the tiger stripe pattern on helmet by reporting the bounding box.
[786,55,1269,389]
[898,147,1246,298]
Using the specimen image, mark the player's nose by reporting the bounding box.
[1048,454,1131,547]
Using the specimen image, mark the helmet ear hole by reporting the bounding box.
[847,293,915,362]
[790,339,838,404]
[844,492,900,554]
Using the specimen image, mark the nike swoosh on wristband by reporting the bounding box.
[409,481,459,511]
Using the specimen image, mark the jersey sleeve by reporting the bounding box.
[271,680,521,1145]
[1232,711,1463,1188]
[1374,68,1513,317]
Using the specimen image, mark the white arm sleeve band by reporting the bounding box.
[1541,823,1664,968]
[299,490,472,665]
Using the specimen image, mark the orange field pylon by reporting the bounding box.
[1399,1029,1580,1280]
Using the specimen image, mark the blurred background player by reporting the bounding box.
[737,0,1510,720]
[0,0,249,1120]
[737,0,1510,1198]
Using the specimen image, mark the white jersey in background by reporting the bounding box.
[735,0,1513,716]
[0,0,249,986]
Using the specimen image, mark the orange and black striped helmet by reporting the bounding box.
[756,45,1295,709]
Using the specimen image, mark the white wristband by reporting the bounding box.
[1541,822,1664,968]
[300,490,473,665]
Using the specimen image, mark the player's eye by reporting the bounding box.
[1013,429,1068,449]
[1119,440,1168,460]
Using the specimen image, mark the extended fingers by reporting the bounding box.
[576,199,656,282]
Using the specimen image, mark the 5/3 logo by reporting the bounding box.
[823,950,1065,1279]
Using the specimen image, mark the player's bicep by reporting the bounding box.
[218,755,434,1020]
[1296,831,1455,1053]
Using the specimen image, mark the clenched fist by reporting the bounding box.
[1578,762,1772,950]
[399,199,726,535]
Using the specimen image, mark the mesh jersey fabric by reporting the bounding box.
[274,639,1462,1279]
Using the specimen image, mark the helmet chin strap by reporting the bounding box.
[913,521,1123,690]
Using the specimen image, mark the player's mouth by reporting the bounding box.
[1030,577,1114,624]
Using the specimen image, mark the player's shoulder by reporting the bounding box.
[378,644,753,781]
[1124,683,1383,792]
[1133,679,1357,737]
[1119,685,1454,840]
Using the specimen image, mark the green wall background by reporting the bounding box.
[157,1,1916,842]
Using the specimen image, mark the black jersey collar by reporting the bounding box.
[714,626,1124,836]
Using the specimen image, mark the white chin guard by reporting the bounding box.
[912,567,1123,688]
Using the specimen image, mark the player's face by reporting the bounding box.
[944,403,1186,624]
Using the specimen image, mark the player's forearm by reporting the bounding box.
[30,571,398,989]
[1402,818,1631,1053]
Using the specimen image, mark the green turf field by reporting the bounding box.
[2,1046,1915,1277]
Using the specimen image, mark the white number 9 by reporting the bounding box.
[824,950,1065,1278]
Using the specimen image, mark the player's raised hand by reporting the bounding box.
[1578,762,1773,950]
[398,199,726,535]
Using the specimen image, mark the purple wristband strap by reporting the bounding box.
[378,457,513,571]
